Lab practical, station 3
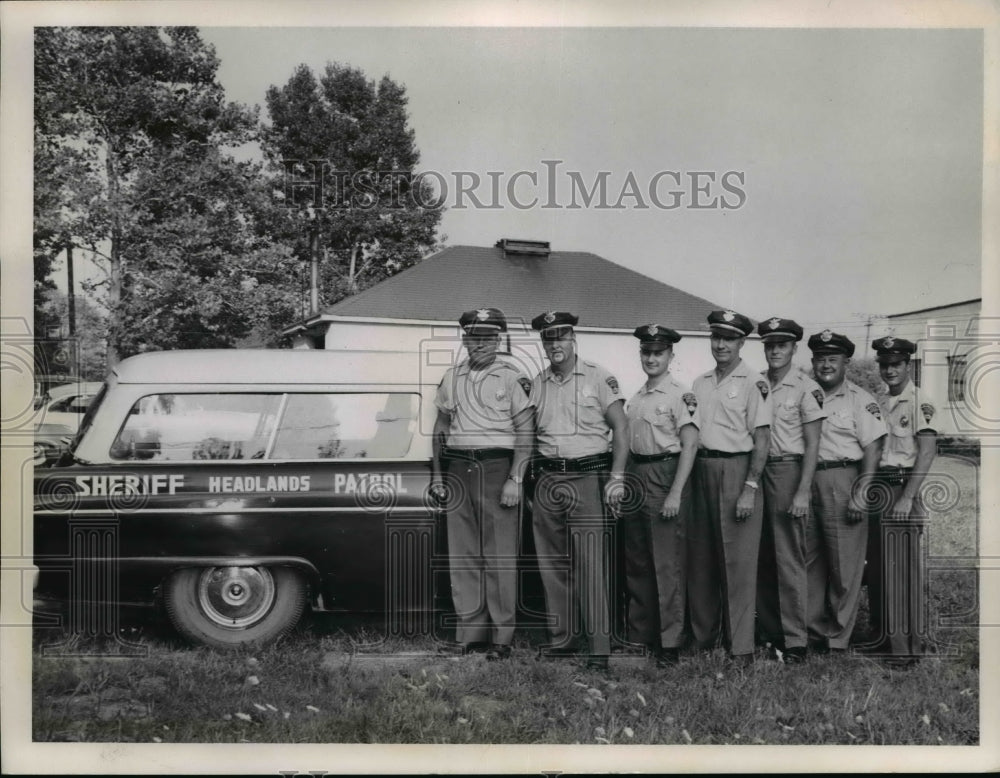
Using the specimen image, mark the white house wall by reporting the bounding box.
[307,320,770,400]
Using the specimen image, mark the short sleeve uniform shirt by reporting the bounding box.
[692,360,772,453]
[532,358,623,459]
[817,380,886,462]
[626,375,700,456]
[435,358,534,449]
[765,370,827,457]
[878,380,936,469]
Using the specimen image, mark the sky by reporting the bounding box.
[197,25,983,343]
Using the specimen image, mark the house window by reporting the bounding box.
[947,355,967,403]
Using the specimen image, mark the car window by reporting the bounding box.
[50,395,94,413]
[271,393,417,460]
[110,392,417,461]
[111,394,282,461]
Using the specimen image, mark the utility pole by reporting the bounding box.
[66,241,76,337]
[864,315,872,354]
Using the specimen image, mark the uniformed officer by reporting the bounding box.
[431,307,534,660]
[622,324,700,666]
[529,311,628,670]
[806,330,886,653]
[687,309,772,663]
[860,336,937,668]
[754,317,826,663]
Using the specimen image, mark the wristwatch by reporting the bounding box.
[507,474,523,485]
[744,480,759,490]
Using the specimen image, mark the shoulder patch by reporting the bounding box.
[606,376,620,394]
[518,376,532,396]
[755,380,769,399]
[811,388,824,409]
[866,402,882,421]
[682,392,698,417]
[920,402,935,424]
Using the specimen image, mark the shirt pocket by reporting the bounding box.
[825,410,855,434]
[713,394,746,431]
[580,385,603,409]
[889,422,916,456]
[777,401,800,423]
[642,404,674,429]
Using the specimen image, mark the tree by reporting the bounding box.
[262,63,442,309]
[34,27,297,363]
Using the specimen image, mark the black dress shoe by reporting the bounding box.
[782,646,807,664]
[585,655,609,671]
[729,653,754,667]
[539,645,577,658]
[654,647,680,668]
[486,644,512,661]
[463,641,490,655]
[883,656,919,670]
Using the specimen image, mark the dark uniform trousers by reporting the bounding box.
[756,460,808,649]
[445,456,518,645]
[864,476,928,656]
[531,470,612,656]
[622,456,689,649]
[687,454,763,656]
[807,466,867,649]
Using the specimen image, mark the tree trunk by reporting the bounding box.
[105,145,122,367]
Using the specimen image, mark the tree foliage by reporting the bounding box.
[33,27,299,364]
[262,63,442,306]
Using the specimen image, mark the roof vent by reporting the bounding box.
[496,238,550,259]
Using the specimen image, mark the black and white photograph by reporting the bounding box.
[1,0,997,774]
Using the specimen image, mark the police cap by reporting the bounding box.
[757,317,803,342]
[707,309,753,337]
[531,310,579,339]
[633,324,681,347]
[459,307,507,334]
[807,329,856,357]
[872,336,916,362]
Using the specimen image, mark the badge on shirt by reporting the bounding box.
[920,402,936,424]
[866,402,882,420]
[728,388,738,399]
[811,388,824,409]
[900,414,909,428]
[518,377,532,396]
[606,376,620,394]
[756,380,769,399]
[682,392,697,416]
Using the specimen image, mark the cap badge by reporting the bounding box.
[723,310,735,322]
[883,337,895,348]
[476,308,490,321]
[820,329,833,342]
[543,311,556,324]
[646,324,658,336]
[768,318,781,330]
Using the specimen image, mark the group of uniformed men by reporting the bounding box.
[431,306,936,671]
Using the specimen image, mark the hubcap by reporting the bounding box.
[196,566,276,629]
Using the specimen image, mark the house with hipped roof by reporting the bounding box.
[284,238,764,396]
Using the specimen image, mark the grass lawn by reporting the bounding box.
[32,457,980,746]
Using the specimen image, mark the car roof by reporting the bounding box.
[46,381,104,399]
[112,349,449,387]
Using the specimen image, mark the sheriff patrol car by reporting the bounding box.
[35,348,540,648]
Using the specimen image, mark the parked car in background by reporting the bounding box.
[34,381,103,433]
[34,349,549,649]
[33,422,74,466]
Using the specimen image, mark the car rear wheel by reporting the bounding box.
[164,565,306,648]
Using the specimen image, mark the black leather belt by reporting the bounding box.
[535,452,612,473]
[877,466,913,483]
[767,454,803,463]
[442,447,513,462]
[816,459,861,470]
[630,451,680,464]
[698,449,747,459]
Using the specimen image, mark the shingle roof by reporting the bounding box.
[319,244,723,331]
